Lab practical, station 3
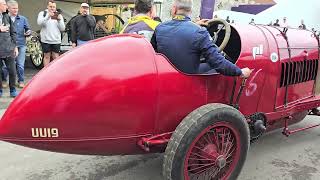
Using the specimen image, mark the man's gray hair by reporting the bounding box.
[174,0,193,12]
[7,0,18,6]
[0,0,6,4]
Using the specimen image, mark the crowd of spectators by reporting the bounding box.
[246,16,318,33]
[0,0,100,97]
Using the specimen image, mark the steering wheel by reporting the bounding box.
[206,18,231,52]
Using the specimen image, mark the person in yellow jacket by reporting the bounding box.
[120,0,159,41]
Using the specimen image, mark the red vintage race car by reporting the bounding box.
[0,19,319,180]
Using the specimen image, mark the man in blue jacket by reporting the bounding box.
[2,0,31,88]
[152,0,252,77]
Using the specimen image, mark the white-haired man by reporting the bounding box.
[152,0,252,77]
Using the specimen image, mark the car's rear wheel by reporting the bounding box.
[163,103,250,180]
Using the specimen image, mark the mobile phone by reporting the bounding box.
[51,11,59,20]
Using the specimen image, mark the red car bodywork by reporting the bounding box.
[0,24,319,155]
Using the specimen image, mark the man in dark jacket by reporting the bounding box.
[71,3,96,47]
[0,0,18,97]
[152,0,252,77]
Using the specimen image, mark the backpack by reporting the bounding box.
[43,11,47,18]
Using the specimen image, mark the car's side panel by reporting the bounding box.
[154,54,208,133]
[231,25,274,115]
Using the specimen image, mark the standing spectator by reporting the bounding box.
[71,3,96,47]
[273,19,280,26]
[0,0,18,97]
[37,0,65,67]
[281,17,288,27]
[65,11,80,43]
[249,18,255,25]
[2,0,31,88]
[300,19,306,30]
[226,16,230,23]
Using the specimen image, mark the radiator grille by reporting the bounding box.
[280,59,319,87]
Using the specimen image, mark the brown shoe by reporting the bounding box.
[18,82,25,88]
[2,81,8,88]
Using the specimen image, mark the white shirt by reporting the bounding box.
[10,16,16,23]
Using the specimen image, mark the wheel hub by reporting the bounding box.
[216,155,227,169]
[202,144,220,161]
[202,144,227,169]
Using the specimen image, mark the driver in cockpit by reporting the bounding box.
[151,0,252,78]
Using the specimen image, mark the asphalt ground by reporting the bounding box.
[1,68,320,180]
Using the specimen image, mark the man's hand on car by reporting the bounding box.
[241,68,253,78]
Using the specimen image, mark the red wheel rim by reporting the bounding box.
[184,122,241,180]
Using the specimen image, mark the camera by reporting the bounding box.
[51,9,62,20]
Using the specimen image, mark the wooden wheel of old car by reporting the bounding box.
[163,103,250,180]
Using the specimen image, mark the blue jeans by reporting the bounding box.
[77,39,89,46]
[0,57,16,90]
[2,46,27,83]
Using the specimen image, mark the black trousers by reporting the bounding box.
[0,57,16,90]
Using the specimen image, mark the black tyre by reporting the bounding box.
[163,103,250,180]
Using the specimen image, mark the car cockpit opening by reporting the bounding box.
[207,20,241,64]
